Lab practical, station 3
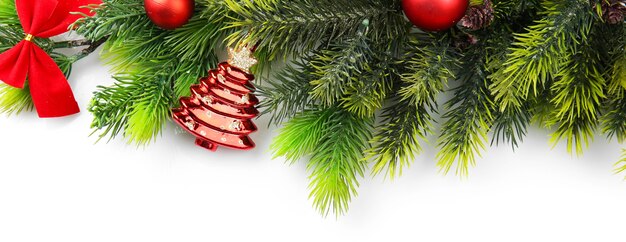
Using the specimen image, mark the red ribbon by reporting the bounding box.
[0,0,101,118]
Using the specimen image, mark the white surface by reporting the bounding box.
[1,51,626,242]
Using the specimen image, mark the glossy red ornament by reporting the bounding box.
[402,0,469,32]
[144,0,194,30]
[172,62,259,151]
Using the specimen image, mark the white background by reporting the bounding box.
[1,47,626,242]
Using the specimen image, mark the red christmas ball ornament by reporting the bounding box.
[144,0,195,30]
[402,0,469,32]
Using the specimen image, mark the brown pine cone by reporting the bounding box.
[601,0,626,24]
[459,0,495,30]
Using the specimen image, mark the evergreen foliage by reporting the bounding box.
[2,0,624,216]
[75,0,229,144]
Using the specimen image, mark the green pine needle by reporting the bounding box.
[368,98,432,178]
[546,29,607,155]
[399,34,458,107]
[271,108,332,163]
[272,107,373,216]
[223,0,407,60]
[77,0,224,145]
[437,56,495,177]
[0,0,17,25]
[258,58,315,125]
[0,84,33,116]
[309,30,372,107]
[490,0,595,112]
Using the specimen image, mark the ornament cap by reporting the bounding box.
[228,46,258,73]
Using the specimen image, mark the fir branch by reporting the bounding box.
[491,103,532,149]
[309,27,372,107]
[603,98,626,143]
[606,27,626,97]
[399,34,458,107]
[164,13,222,67]
[437,55,495,176]
[608,52,626,97]
[368,97,432,178]
[74,1,150,42]
[546,44,606,154]
[89,74,175,144]
[367,34,457,178]
[0,84,33,116]
[600,25,626,143]
[0,0,18,26]
[224,0,407,60]
[307,107,373,216]
[257,58,315,125]
[77,0,224,144]
[270,108,333,163]
[490,0,596,112]
[484,21,533,149]
[340,54,393,118]
[492,0,541,21]
[271,107,373,216]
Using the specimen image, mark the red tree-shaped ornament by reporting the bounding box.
[172,47,259,151]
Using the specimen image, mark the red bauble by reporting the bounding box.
[402,0,469,32]
[144,0,194,30]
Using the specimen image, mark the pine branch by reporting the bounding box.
[603,97,626,143]
[309,26,372,107]
[546,44,606,154]
[484,21,533,149]
[368,97,432,178]
[367,34,457,178]
[600,24,626,143]
[608,53,626,97]
[0,0,18,26]
[490,0,596,112]
[437,55,495,176]
[491,103,532,149]
[0,83,33,116]
[340,52,393,118]
[77,0,226,144]
[399,33,458,107]
[307,107,372,216]
[492,0,541,21]
[270,108,334,163]
[606,25,626,98]
[74,1,150,42]
[89,74,174,144]
[257,58,315,125]
[271,107,373,216]
[224,0,408,60]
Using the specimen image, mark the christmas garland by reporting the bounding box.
[0,0,625,217]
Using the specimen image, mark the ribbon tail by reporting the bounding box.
[28,45,79,118]
[0,41,30,88]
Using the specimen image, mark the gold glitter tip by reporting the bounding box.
[227,46,258,73]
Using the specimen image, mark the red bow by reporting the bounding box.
[0,0,101,118]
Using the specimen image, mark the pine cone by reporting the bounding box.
[459,0,495,30]
[601,0,626,24]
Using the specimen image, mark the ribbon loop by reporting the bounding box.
[0,0,101,118]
